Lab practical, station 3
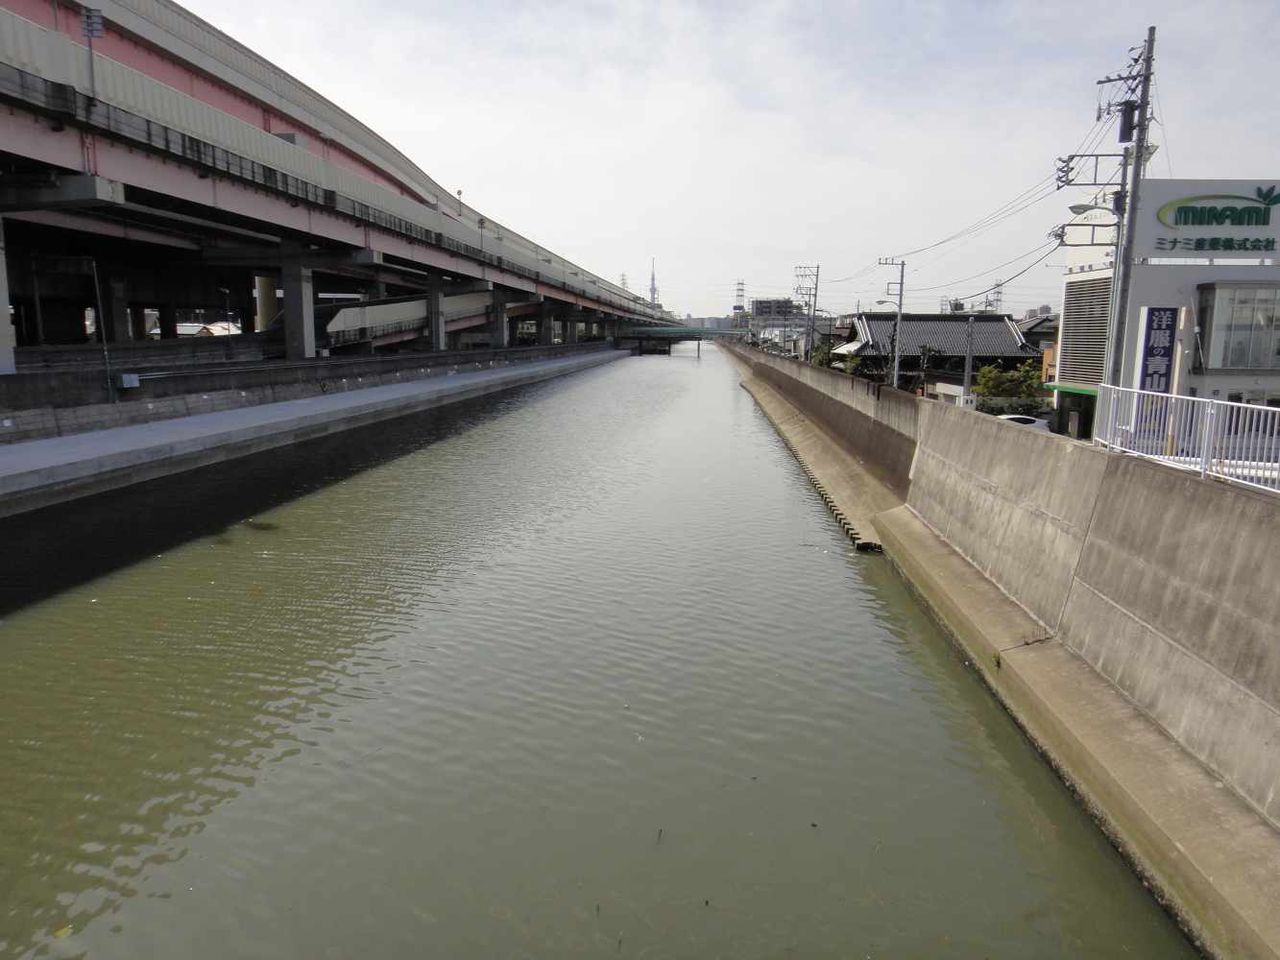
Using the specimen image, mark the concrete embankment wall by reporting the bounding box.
[724,342,1280,830]
[0,343,608,444]
[738,348,917,496]
[911,397,1280,830]
[0,349,626,520]
[1057,455,1280,826]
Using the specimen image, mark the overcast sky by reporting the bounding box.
[184,0,1277,318]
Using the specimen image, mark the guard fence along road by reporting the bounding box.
[1095,384,1280,494]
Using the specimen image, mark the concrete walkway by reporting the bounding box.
[0,349,625,519]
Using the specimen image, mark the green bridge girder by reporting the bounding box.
[617,327,745,338]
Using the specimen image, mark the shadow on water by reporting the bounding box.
[0,384,541,618]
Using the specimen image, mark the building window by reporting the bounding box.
[1199,284,1280,370]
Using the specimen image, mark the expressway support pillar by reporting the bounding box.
[107,280,130,344]
[254,275,276,333]
[426,279,446,351]
[508,316,521,347]
[158,303,178,340]
[282,262,316,360]
[486,291,508,348]
[563,311,579,345]
[536,303,555,345]
[129,304,148,341]
[227,279,254,335]
[604,318,618,342]
[0,217,14,373]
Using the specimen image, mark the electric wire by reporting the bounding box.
[909,240,1061,293]
[954,244,1061,302]
[885,113,1116,262]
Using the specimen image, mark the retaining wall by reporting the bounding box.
[728,346,917,496]
[1057,455,1280,826]
[726,343,1280,831]
[0,343,608,443]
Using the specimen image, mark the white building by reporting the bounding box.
[1051,179,1280,435]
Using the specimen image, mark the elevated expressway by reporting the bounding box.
[0,0,669,372]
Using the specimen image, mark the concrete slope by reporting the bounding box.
[877,504,1280,960]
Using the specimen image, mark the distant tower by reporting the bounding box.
[735,279,745,312]
[619,272,629,291]
[649,259,658,307]
[989,281,1004,314]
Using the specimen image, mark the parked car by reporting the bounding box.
[997,414,1050,431]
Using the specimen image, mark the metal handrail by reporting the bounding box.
[1096,384,1279,494]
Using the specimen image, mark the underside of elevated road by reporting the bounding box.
[0,0,677,382]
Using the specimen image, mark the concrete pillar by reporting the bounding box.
[537,304,555,345]
[364,279,387,301]
[282,262,315,360]
[427,279,446,351]
[158,303,178,339]
[0,217,14,373]
[129,304,148,341]
[563,312,579,344]
[487,291,508,348]
[604,318,618,342]
[228,280,254,335]
[254,274,276,333]
[108,280,130,343]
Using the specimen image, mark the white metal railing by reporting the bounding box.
[1095,385,1280,494]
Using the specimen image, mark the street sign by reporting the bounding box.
[1136,307,1178,393]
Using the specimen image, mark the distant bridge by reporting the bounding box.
[617,326,744,339]
[615,326,744,355]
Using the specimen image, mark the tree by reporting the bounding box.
[974,360,1042,398]
[973,360,1045,415]
[811,343,834,368]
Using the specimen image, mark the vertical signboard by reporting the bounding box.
[1137,307,1178,393]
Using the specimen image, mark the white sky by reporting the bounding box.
[182,0,1279,318]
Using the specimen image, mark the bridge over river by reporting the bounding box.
[0,344,1196,959]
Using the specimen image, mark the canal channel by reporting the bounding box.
[0,343,1194,958]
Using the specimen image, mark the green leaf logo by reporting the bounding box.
[1256,185,1278,205]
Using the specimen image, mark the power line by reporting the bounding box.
[954,244,1061,302]
[887,116,1111,262]
[911,240,1060,293]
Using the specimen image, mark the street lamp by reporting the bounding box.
[875,297,902,389]
[1068,202,1116,217]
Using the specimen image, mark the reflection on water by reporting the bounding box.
[0,344,1193,959]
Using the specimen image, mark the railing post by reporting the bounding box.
[1107,385,1119,449]
[1200,401,1217,479]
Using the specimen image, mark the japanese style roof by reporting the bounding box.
[840,312,1036,360]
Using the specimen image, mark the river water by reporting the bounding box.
[0,343,1193,959]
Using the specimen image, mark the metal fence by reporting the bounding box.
[1095,385,1280,494]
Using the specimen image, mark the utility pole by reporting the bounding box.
[963,314,975,403]
[1106,26,1155,388]
[878,257,905,388]
[795,265,819,362]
